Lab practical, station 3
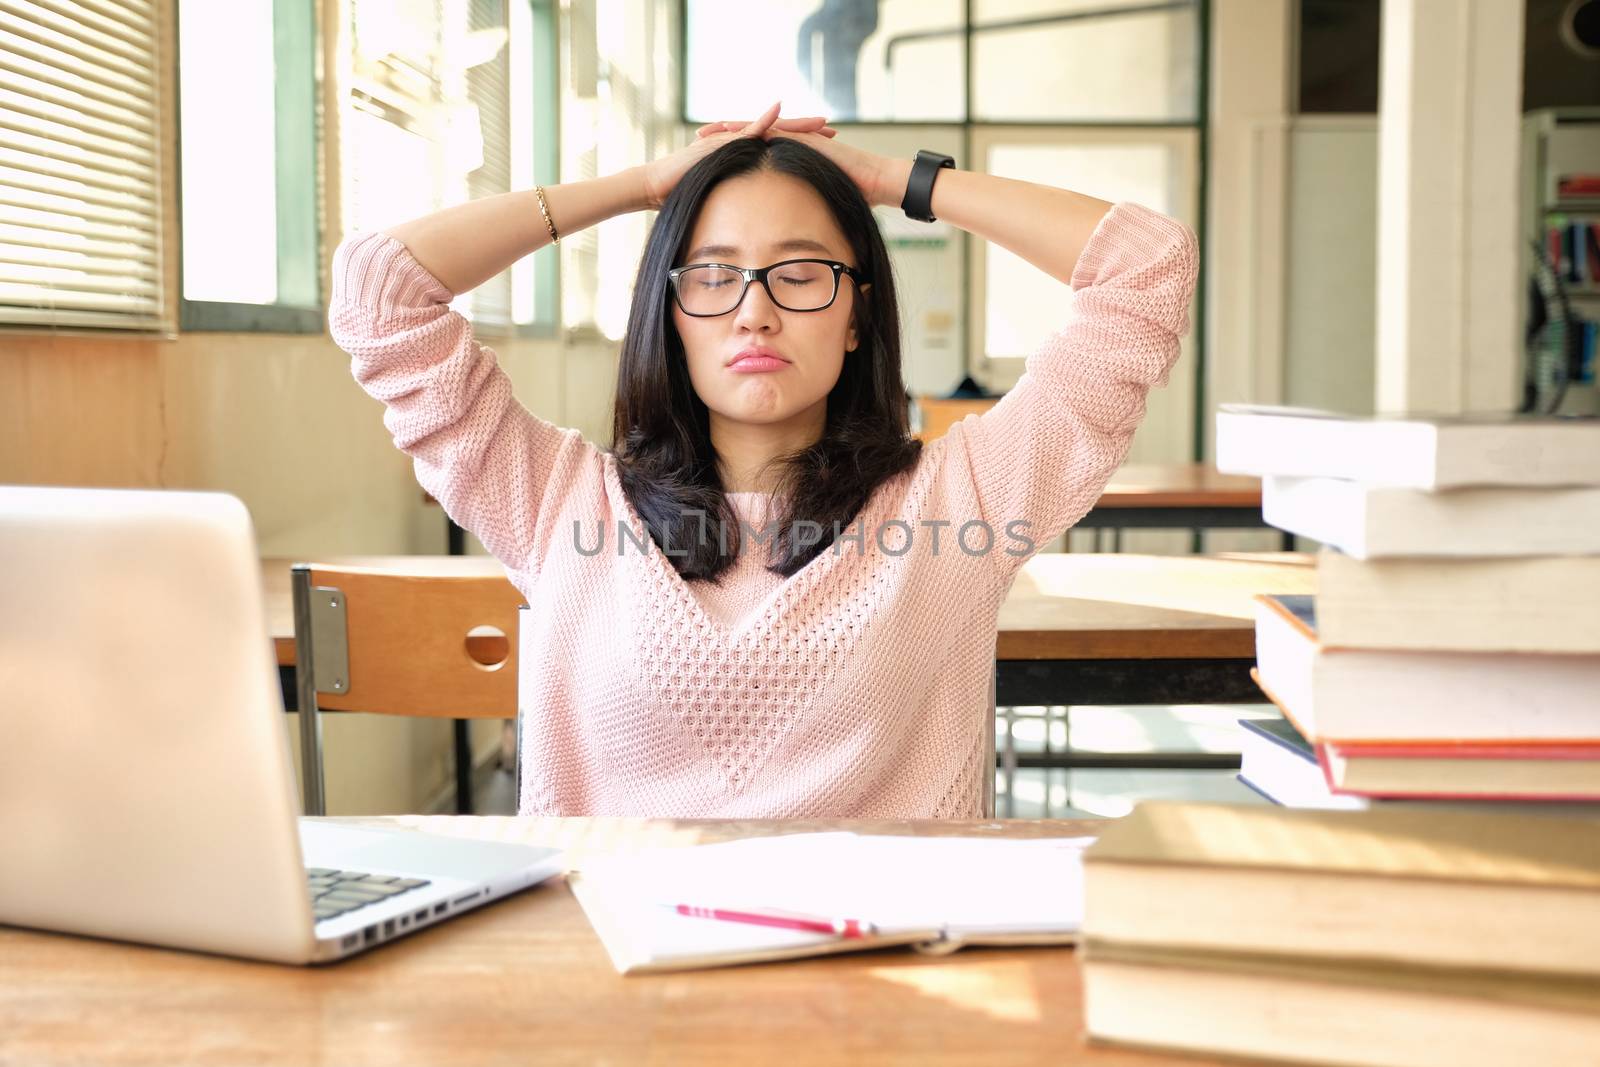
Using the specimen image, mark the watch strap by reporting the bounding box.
[901,150,954,224]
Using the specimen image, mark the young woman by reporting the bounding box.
[328,102,1198,819]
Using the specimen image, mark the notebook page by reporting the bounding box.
[572,833,1094,969]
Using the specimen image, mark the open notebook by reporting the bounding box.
[568,832,1095,974]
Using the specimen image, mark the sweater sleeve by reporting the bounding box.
[938,201,1199,581]
[327,230,599,576]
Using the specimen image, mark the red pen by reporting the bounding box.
[666,902,878,939]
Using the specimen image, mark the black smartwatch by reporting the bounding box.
[900,150,955,223]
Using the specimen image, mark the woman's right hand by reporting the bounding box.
[637,101,834,210]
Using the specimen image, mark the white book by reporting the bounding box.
[1253,595,1600,740]
[1215,404,1600,489]
[1316,548,1600,653]
[1264,476,1600,559]
[1236,716,1366,811]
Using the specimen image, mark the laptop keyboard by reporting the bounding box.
[307,867,432,923]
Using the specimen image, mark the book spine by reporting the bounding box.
[1328,742,1600,760]
[1326,785,1600,802]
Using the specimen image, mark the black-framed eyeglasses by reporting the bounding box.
[667,258,869,317]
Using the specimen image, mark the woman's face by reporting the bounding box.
[671,169,864,428]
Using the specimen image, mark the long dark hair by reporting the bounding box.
[611,136,922,583]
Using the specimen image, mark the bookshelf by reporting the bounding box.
[1523,108,1600,415]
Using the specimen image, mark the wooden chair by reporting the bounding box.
[290,564,524,816]
[293,565,999,820]
[914,396,1000,442]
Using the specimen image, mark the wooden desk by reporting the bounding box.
[995,552,1313,773]
[264,552,1313,670]
[997,551,1312,663]
[265,553,1310,777]
[0,815,1226,1067]
[1094,463,1262,511]
[1077,463,1287,552]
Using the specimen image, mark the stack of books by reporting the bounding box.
[1080,802,1600,1065]
[1214,404,1600,811]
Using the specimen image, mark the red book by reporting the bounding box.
[1558,174,1600,196]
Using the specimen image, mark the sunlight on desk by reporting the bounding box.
[868,957,1042,1024]
[368,813,709,867]
[1004,553,1315,622]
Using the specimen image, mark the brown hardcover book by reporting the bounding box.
[1082,801,1600,978]
[1254,593,1600,742]
[1084,940,1600,1067]
[1314,548,1600,654]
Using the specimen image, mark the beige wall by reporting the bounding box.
[0,324,580,815]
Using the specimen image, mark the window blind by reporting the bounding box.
[0,0,165,330]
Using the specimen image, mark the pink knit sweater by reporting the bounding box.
[328,202,1198,818]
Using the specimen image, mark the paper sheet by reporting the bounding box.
[570,833,1095,972]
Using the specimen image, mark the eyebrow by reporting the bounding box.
[685,237,836,262]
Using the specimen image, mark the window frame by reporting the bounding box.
[510,0,562,339]
[675,0,1211,458]
[175,0,323,334]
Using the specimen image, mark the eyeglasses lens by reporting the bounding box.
[676,261,836,314]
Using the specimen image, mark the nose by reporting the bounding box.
[731,273,781,330]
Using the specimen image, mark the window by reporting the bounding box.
[339,0,557,335]
[684,0,1200,125]
[975,130,1199,365]
[681,0,1205,416]
[684,0,966,123]
[0,1,166,331]
[178,0,321,333]
[971,0,1200,123]
[969,129,1201,465]
[559,0,680,340]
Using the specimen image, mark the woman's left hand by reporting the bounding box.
[694,118,908,210]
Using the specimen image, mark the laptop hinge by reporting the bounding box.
[309,586,350,695]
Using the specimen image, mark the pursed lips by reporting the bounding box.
[726,346,790,368]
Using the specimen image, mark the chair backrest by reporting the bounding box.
[915,396,1000,442]
[291,563,524,814]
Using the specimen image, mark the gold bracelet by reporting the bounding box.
[534,185,560,244]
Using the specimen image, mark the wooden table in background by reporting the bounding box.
[264,553,1313,769]
[1078,463,1288,553]
[912,406,1282,553]
[995,551,1312,771]
[0,815,1231,1067]
[263,553,1314,672]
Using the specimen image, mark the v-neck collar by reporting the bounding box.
[603,461,847,643]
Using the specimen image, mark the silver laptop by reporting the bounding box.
[0,485,564,964]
